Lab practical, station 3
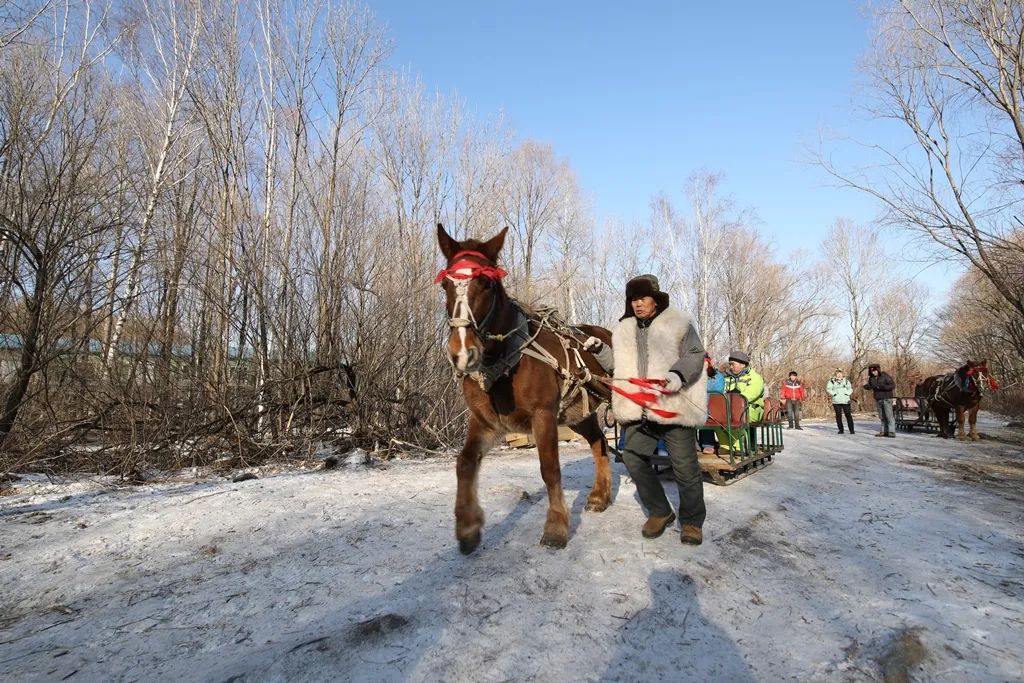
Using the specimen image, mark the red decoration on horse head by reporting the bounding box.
[434,250,508,283]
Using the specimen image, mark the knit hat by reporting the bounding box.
[867,363,881,371]
[728,350,750,365]
[620,274,670,320]
[788,370,798,376]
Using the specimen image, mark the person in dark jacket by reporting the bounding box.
[864,363,896,438]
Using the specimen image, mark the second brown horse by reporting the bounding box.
[436,223,612,553]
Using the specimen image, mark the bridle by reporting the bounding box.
[964,364,998,394]
[435,250,516,342]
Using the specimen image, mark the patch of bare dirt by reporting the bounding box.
[877,627,927,683]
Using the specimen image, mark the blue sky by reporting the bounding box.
[367,0,958,299]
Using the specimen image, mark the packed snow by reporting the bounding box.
[2,414,1023,682]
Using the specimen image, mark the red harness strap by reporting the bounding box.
[607,377,680,419]
[435,250,508,283]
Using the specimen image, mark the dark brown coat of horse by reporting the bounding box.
[436,224,612,553]
[914,360,994,440]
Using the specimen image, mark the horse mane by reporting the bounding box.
[455,237,492,254]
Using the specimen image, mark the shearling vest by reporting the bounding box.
[611,307,707,427]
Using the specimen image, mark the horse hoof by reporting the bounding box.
[956,434,966,441]
[971,434,980,441]
[539,532,568,549]
[585,497,609,513]
[458,532,481,555]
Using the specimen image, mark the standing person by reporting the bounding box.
[585,274,708,545]
[720,350,764,452]
[780,370,806,430]
[826,368,855,434]
[864,363,896,438]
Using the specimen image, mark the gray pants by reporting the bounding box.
[876,398,895,434]
[621,421,706,527]
[786,400,802,428]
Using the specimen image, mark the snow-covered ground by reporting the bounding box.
[2,414,1023,682]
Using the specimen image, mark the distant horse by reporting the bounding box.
[436,224,613,553]
[915,360,997,440]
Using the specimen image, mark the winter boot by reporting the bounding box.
[641,512,676,539]
[680,525,703,545]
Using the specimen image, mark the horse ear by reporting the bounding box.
[437,223,459,260]
[478,227,508,262]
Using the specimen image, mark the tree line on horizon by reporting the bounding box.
[0,0,1020,477]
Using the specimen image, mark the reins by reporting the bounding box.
[598,377,680,419]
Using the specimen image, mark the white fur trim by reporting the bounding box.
[611,308,708,426]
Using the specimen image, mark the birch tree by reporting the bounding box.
[103,0,201,374]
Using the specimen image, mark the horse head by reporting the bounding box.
[962,359,997,393]
[436,223,510,374]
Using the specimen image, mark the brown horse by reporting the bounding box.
[436,223,613,553]
[915,360,996,440]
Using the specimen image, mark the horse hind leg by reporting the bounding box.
[534,410,569,548]
[455,418,495,554]
[570,413,612,513]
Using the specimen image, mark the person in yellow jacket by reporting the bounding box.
[718,349,764,452]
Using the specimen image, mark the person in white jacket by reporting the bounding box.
[585,274,707,545]
[826,368,855,434]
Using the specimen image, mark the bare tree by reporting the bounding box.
[0,2,118,450]
[878,278,930,387]
[822,0,1024,326]
[0,0,50,50]
[103,0,202,373]
[500,140,569,303]
[821,219,887,377]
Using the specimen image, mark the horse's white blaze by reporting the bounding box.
[448,270,476,372]
[455,327,469,371]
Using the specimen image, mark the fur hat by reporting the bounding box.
[867,362,881,371]
[728,350,750,365]
[621,274,670,320]
[788,370,798,376]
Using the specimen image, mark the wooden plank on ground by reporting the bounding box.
[505,426,581,448]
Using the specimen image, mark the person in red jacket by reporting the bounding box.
[781,370,806,430]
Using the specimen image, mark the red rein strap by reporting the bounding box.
[607,377,680,419]
[435,250,507,283]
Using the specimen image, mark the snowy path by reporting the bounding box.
[2,415,1022,682]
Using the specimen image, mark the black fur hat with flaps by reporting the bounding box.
[621,274,670,320]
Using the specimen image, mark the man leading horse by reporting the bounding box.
[586,274,708,545]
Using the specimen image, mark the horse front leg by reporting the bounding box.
[969,405,980,441]
[455,416,495,554]
[955,406,967,440]
[533,410,569,548]
[570,414,612,512]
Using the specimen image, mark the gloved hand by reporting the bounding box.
[662,372,683,393]
[582,336,604,352]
